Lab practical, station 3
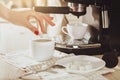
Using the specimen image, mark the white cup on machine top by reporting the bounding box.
[30,38,55,61]
[62,23,88,39]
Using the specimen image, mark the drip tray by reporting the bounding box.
[55,43,102,55]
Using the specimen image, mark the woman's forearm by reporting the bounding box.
[0,3,11,20]
[0,3,55,35]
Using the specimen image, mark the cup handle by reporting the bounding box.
[62,26,69,35]
[62,26,73,38]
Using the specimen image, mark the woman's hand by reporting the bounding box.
[7,10,55,35]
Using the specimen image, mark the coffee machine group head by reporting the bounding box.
[64,0,89,18]
[34,0,97,18]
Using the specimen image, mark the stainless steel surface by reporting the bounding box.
[68,2,87,13]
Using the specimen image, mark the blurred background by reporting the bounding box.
[0,0,42,8]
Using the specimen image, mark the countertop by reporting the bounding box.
[0,51,120,80]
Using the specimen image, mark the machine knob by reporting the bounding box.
[102,51,119,68]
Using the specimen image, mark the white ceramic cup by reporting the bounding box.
[62,23,88,39]
[30,39,55,61]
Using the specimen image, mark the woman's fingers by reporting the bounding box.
[38,19,45,33]
[43,16,55,26]
[27,12,55,34]
[37,13,55,26]
[26,23,39,35]
[35,14,55,33]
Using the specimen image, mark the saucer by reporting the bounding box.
[56,55,105,74]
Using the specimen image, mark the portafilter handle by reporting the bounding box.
[34,6,70,14]
[34,6,86,18]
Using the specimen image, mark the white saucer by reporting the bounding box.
[56,55,105,74]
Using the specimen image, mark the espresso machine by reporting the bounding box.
[34,0,120,68]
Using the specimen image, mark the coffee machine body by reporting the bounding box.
[34,0,120,68]
[34,0,120,55]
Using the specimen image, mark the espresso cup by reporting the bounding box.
[62,23,88,39]
[30,39,55,61]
